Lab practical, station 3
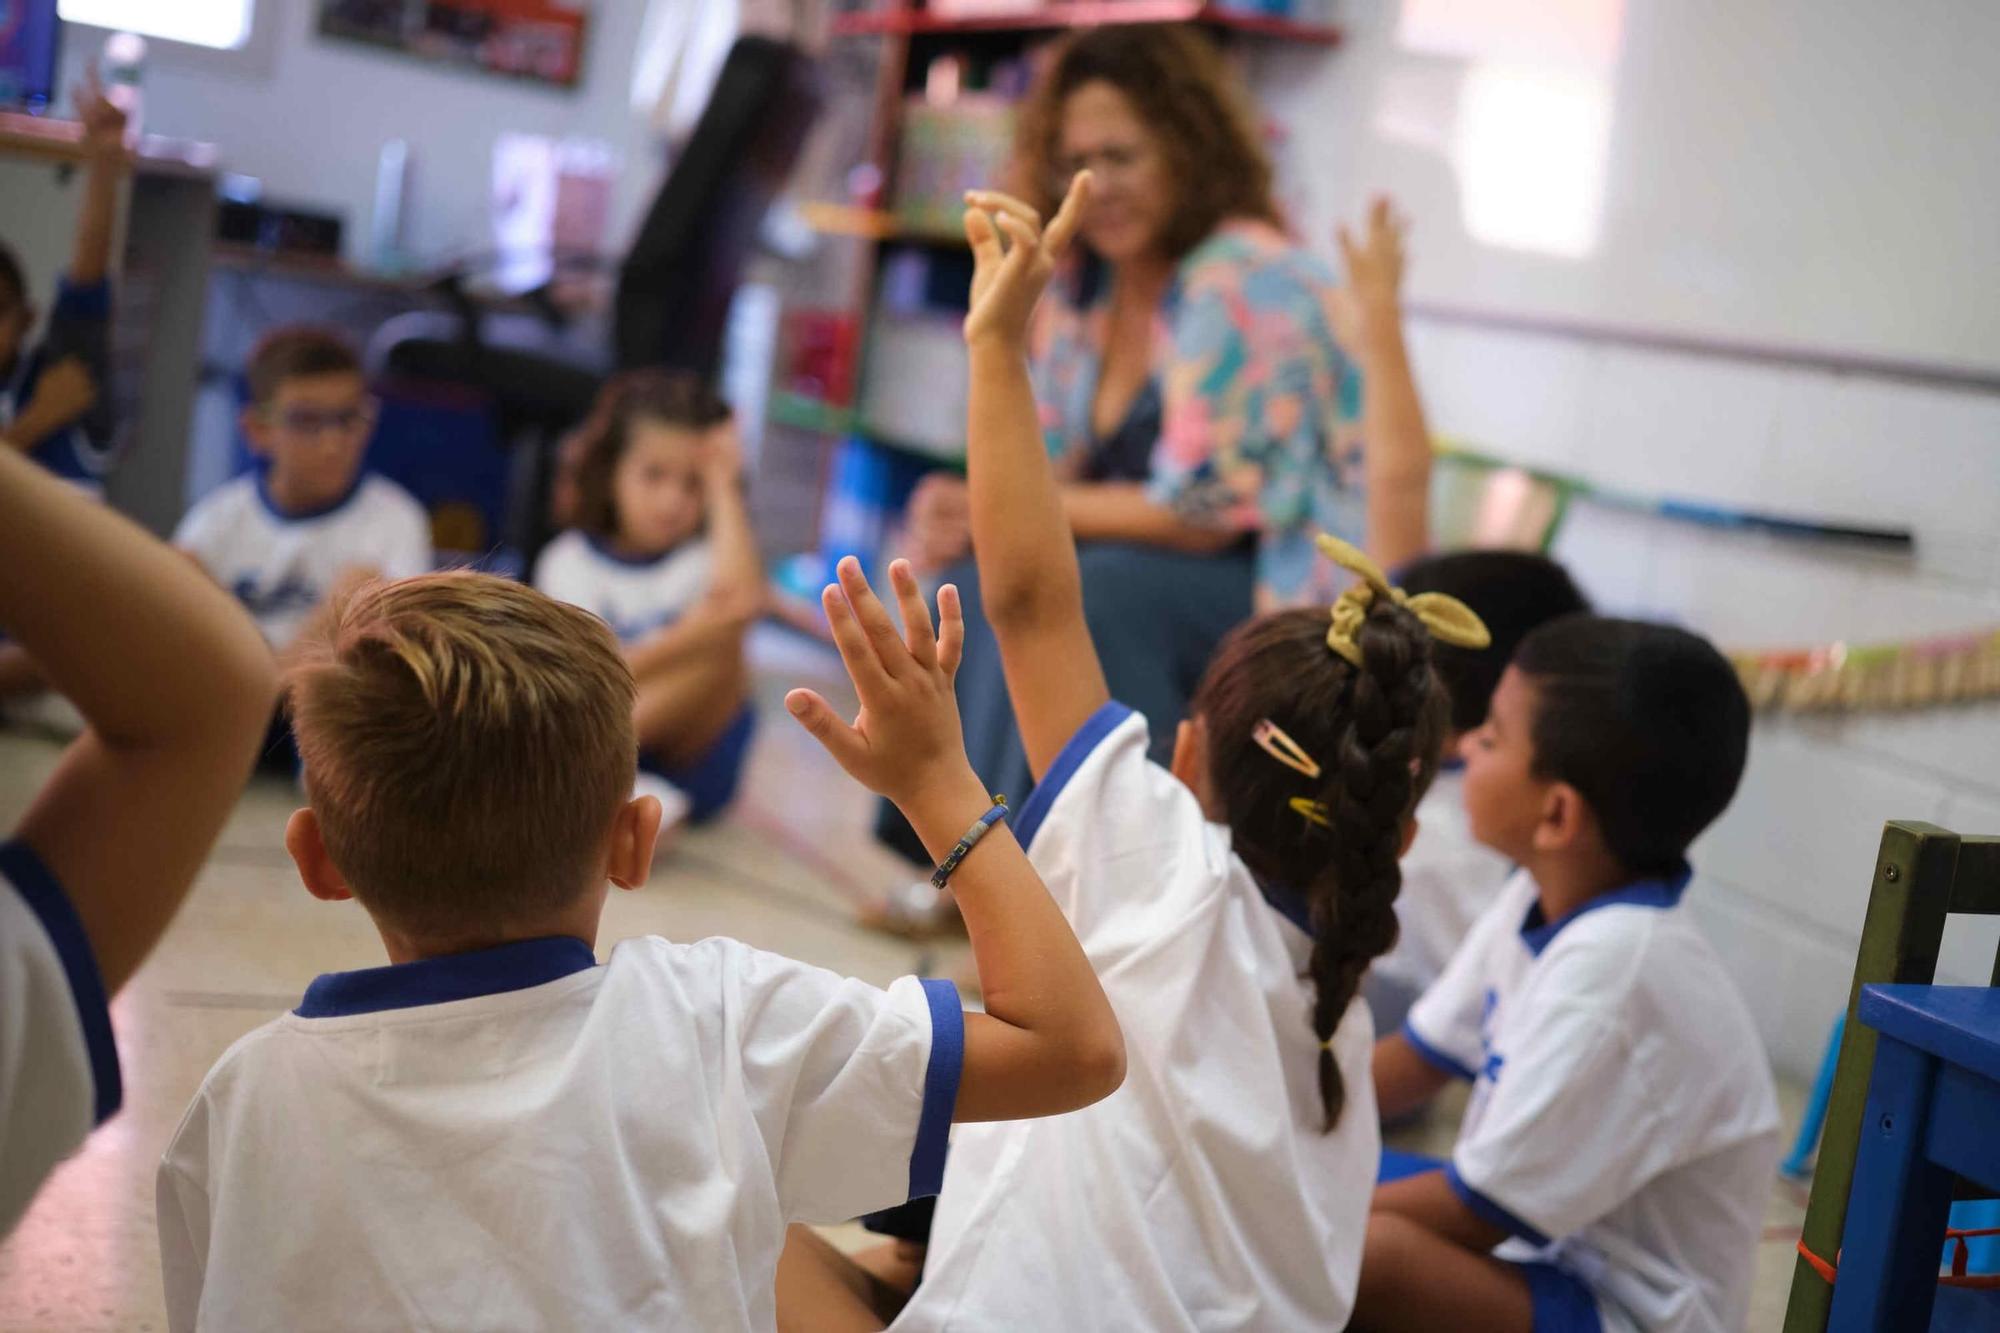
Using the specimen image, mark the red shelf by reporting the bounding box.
[831,3,1342,44]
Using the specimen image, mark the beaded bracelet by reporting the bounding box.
[931,796,1009,890]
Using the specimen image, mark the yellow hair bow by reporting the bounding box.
[1317,534,1492,668]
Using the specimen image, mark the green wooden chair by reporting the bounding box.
[1785,820,2000,1331]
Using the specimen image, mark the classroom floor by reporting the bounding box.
[0,627,1808,1331]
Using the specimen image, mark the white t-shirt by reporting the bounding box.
[533,530,715,643]
[892,704,1379,1333]
[0,841,120,1238]
[158,935,962,1333]
[173,473,433,651]
[1373,767,1516,998]
[1405,869,1781,1333]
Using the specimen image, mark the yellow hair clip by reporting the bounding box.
[1316,534,1493,668]
[1253,719,1323,780]
[1289,796,1331,829]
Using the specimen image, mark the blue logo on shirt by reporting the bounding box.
[1478,988,1506,1085]
[232,576,321,619]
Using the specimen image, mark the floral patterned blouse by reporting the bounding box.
[1029,218,1363,605]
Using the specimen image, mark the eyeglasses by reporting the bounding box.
[268,401,377,437]
[1051,142,1154,193]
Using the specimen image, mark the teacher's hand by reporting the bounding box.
[903,474,973,573]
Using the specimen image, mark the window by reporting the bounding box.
[58,0,256,51]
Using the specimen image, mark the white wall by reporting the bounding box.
[58,1,668,265]
[1260,1,2000,1078]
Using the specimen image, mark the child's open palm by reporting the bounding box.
[961,172,1091,350]
[785,557,971,809]
[1327,194,1407,353]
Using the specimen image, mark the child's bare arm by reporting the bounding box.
[700,419,764,602]
[67,70,128,289]
[1330,196,1431,574]
[1373,1031,1453,1121]
[0,447,276,993]
[960,176,1111,780]
[787,558,1124,1120]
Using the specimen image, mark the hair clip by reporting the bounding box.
[1253,719,1323,780]
[1289,796,1331,829]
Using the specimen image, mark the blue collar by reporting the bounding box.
[257,470,366,523]
[585,533,685,569]
[1255,874,1315,938]
[1519,863,1692,957]
[295,936,597,1017]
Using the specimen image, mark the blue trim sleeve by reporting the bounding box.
[1446,1161,1552,1248]
[52,276,113,321]
[909,979,963,1199]
[1514,1262,1605,1333]
[0,841,122,1125]
[1011,702,1135,851]
[1401,1017,1476,1082]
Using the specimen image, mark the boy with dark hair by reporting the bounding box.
[1366,550,1591,1033]
[174,325,432,656]
[157,562,1124,1330]
[1360,615,1780,1333]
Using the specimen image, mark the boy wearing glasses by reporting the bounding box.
[176,327,430,764]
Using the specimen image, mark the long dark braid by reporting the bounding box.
[1192,600,1448,1129]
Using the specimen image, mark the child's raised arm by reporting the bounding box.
[0,446,276,993]
[959,174,1110,780]
[786,558,1123,1120]
[1330,196,1431,573]
[68,69,128,288]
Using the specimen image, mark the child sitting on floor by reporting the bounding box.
[157,564,1123,1330]
[1361,615,1781,1333]
[776,176,1488,1331]
[534,371,762,830]
[1364,550,1591,1037]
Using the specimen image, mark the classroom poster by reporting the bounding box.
[318,0,590,89]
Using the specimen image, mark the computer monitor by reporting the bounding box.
[0,0,61,112]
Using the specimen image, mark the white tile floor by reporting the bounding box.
[0,628,1810,1330]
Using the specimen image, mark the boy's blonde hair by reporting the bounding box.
[287,572,637,939]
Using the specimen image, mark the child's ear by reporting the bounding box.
[285,807,354,903]
[241,406,275,457]
[606,795,663,891]
[1399,815,1421,858]
[1170,716,1224,820]
[1533,782,1589,855]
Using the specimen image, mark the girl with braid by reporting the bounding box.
[774,175,1486,1332]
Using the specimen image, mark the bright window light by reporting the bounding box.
[59,0,255,50]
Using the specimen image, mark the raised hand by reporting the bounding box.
[961,171,1091,351]
[702,418,745,493]
[1327,194,1407,354]
[785,558,974,811]
[72,67,129,160]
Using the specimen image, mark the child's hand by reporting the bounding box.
[1327,194,1407,354]
[785,558,976,812]
[702,420,744,492]
[72,67,129,161]
[961,172,1091,351]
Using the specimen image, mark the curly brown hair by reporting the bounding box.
[568,369,730,541]
[1191,603,1450,1130]
[1011,24,1281,261]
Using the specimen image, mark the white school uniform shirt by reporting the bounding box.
[892,704,1379,1333]
[157,934,962,1333]
[1372,765,1515,998]
[0,842,120,1238]
[1404,868,1781,1333]
[533,529,715,643]
[173,472,432,651]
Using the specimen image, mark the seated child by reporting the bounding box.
[777,178,1491,1330]
[0,73,126,485]
[173,327,431,764]
[1,443,274,1235]
[1364,550,1591,1037]
[534,371,761,828]
[156,564,1124,1330]
[1360,615,1782,1333]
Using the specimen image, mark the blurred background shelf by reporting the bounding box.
[830,3,1341,45]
